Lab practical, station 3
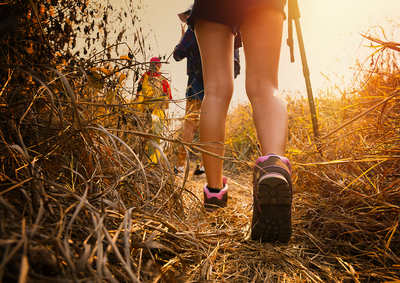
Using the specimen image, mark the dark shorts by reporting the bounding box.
[186,73,204,101]
[187,0,286,34]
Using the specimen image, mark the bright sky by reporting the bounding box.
[138,0,400,109]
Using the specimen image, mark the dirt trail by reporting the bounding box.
[177,168,256,228]
[180,169,253,204]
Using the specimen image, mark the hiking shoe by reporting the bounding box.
[193,165,205,176]
[251,154,292,243]
[203,177,228,212]
[174,166,184,175]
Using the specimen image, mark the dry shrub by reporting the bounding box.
[0,65,186,282]
[284,35,400,282]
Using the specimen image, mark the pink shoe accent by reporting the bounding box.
[203,177,228,200]
[255,154,292,174]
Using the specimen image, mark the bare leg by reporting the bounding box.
[194,20,235,189]
[240,6,291,243]
[241,7,287,156]
[176,99,202,167]
[195,6,286,188]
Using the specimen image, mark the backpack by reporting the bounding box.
[138,72,169,112]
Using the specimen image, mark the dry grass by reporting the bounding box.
[1,38,400,283]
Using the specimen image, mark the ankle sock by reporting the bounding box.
[206,186,222,193]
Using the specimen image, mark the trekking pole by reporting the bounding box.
[287,0,320,143]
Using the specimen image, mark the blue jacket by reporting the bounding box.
[173,28,201,76]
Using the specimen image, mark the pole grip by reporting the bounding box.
[287,21,295,63]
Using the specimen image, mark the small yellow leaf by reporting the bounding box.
[106,91,115,102]
[100,68,110,76]
[119,74,126,83]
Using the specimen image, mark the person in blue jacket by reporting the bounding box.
[173,4,205,176]
[173,4,241,176]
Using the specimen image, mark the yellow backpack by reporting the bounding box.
[138,73,169,112]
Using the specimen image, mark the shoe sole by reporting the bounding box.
[204,193,228,212]
[251,172,292,243]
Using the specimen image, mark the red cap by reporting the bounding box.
[150,57,161,68]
